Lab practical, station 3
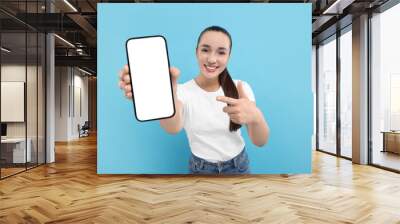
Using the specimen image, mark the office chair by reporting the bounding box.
[79,121,90,138]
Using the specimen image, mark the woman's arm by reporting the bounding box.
[159,98,184,134]
[159,67,183,134]
[246,107,269,147]
[216,81,270,147]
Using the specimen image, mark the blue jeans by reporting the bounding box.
[189,149,250,174]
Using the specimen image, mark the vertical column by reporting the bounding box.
[336,30,341,156]
[352,14,369,164]
[312,45,317,150]
[46,0,55,163]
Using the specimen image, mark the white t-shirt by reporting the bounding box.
[176,79,255,162]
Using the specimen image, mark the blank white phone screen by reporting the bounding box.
[126,36,175,121]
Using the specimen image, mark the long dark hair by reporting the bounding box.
[196,26,241,132]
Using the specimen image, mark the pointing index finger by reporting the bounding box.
[216,96,238,105]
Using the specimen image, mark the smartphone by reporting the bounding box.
[125,35,175,122]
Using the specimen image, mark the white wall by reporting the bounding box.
[73,73,89,138]
[55,67,89,141]
[1,82,24,122]
[55,66,69,141]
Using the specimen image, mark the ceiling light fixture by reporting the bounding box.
[76,48,86,56]
[78,67,92,76]
[63,0,78,12]
[322,0,354,15]
[1,47,11,53]
[54,34,75,48]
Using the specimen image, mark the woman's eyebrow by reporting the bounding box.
[200,44,227,51]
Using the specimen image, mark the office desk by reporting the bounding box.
[1,138,31,163]
[381,131,400,154]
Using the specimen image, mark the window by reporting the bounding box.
[339,28,352,158]
[371,2,400,171]
[317,36,337,154]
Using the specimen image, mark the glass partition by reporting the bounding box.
[1,30,28,177]
[0,0,46,179]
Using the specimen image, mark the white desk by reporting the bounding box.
[1,138,31,163]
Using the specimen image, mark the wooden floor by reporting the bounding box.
[1,134,400,223]
[373,150,400,171]
[1,163,46,178]
[0,167,26,178]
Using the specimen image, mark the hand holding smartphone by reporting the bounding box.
[125,36,176,122]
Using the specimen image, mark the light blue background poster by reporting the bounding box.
[98,3,312,174]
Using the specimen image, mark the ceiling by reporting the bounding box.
[0,0,392,75]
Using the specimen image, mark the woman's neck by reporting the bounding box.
[195,75,220,92]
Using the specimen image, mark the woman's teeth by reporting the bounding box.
[205,65,217,72]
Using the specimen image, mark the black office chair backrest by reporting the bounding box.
[82,121,90,129]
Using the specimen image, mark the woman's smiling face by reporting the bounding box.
[196,31,231,80]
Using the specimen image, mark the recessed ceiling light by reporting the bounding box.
[54,34,75,48]
[63,0,78,12]
[77,67,92,76]
[322,0,354,15]
[1,47,11,53]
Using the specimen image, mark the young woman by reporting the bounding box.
[119,26,270,174]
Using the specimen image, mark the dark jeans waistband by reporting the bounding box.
[191,148,246,168]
